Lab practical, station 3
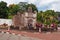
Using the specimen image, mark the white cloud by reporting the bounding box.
[39,0,58,6]
[49,2,60,12]
[1,0,14,6]
[13,0,27,4]
[36,0,60,11]
[27,0,37,4]
[36,0,59,8]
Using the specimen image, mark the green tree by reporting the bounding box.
[44,10,58,24]
[0,1,8,18]
[18,2,38,12]
[18,2,28,12]
[26,4,38,12]
[8,4,20,15]
[8,4,20,19]
[37,11,43,22]
[37,10,58,25]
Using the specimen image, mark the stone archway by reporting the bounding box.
[28,19,33,30]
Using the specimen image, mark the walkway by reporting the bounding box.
[0,29,60,40]
[0,31,40,40]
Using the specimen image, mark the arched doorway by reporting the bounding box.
[28,19,33,30]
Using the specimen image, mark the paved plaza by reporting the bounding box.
[0,29,60,40]
[0,31,40,40]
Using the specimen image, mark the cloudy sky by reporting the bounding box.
[0,0,60,12]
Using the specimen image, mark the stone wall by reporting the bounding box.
[0,19,12,26]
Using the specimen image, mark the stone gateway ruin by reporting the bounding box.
[12,7,37,30]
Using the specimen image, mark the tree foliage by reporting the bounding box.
[37,10,58,25]
[26,4,38,12]
[18,2,28,12]
[8,4,20,15]
[18,2,38,12]
[0,1,8,18]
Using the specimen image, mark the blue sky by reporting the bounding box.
[0,0,60,12]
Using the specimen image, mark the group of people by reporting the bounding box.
[36,23,58,32]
